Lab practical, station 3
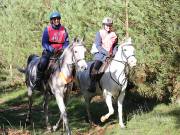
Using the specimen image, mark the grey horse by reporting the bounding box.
[18,37,87,135]
[76,38,137,129]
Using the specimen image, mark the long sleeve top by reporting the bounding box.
[41,25,69,53]
[94,31,118,55]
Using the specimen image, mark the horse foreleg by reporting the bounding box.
[54,92,71,135]
[101,94,114,123]
[117,91,126,128]
[52,87,70,132]
[52,113,63,132]
[26,87,33,125]
[43,90,51,131]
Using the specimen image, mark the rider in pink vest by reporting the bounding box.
[88,17,118,92]
[47,25,66,50]
[35,11,69,88]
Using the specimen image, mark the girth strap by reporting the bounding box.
[59,72,74,84]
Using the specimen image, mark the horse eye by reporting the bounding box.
[74,51,77,53]
[123,49,127,51]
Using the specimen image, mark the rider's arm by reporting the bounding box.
[41,27,54,53]
[95,32,108,55]
[112,35,119,55]
[62,28,69,49]
[112,35,118,48]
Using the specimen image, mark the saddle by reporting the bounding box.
[44,52,62,80]
[89,57,112,81]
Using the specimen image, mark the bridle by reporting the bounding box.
[57,42,86,84]
[121,44,135,61]
[108,44,135,86]
[71,44,86,66]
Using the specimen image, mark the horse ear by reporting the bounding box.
[73,37,77,42]
[81,35,85,42]
[77,36,80,42]
[126,37,132,44]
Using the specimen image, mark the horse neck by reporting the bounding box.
[61,49,74,77]
[112,47,127,66]
[109,58,126,73]
[107,50,128,85]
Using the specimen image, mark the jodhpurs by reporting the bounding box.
[38,50,52,72]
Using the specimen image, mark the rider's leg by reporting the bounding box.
[88,60,103,92]
[35,51,51,87]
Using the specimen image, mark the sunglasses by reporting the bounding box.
[52,17,60,21]
[105,24,112,27]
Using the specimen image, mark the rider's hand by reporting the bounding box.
[53,49,64,55]
[53,49,58,54]
[100,49,108,56]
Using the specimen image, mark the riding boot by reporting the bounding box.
[88,60,103,93]
[33,53,49,89]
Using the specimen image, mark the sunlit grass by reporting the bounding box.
[0,87,26,102]
[105,104,180,135]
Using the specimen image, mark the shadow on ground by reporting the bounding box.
[0,85,180,134]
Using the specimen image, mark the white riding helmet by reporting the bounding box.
[102,17,113,25]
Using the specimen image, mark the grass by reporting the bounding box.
[105,104,180,135]
[0,87,180,135]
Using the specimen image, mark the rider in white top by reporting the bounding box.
[89,17,118,92]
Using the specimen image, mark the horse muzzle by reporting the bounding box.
[128,57,137,68]
[77,60,88,71]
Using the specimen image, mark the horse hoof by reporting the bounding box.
[100,116,106,122]
[44,129,52,134]
[120,125,126,129]
[25,119,31,125]
[52,125,58,132]
[90,122,97,127]
[46,126,52,132]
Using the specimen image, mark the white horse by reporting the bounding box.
[76,38,137,128]
[18,37,87,135]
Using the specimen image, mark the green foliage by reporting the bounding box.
[0,0,179,100]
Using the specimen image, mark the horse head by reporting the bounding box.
[115,37,137,67]
[71,37,87,71]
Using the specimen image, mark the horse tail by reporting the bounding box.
[16,66,26,74]
[16,54,39,74]
[27,54,39,64]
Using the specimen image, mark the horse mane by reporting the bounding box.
[51,37,83,72]
[59,44,72,60]
[59,37,80,60]
[120,37,132,46]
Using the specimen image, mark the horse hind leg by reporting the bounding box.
[54,92,71,135]
[84,96,94,126]
[43,90,51,131]
[117,91,126,128]
[26,87,33,125]
[100,94,114,123]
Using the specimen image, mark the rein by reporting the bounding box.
[109,59,129,87]
[107,44,134,86]
[59,44,86,84]
[121,44,135,61]
[71,45,85,64]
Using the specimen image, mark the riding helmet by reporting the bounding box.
[102,17,113,25]
[50,11,61,20]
